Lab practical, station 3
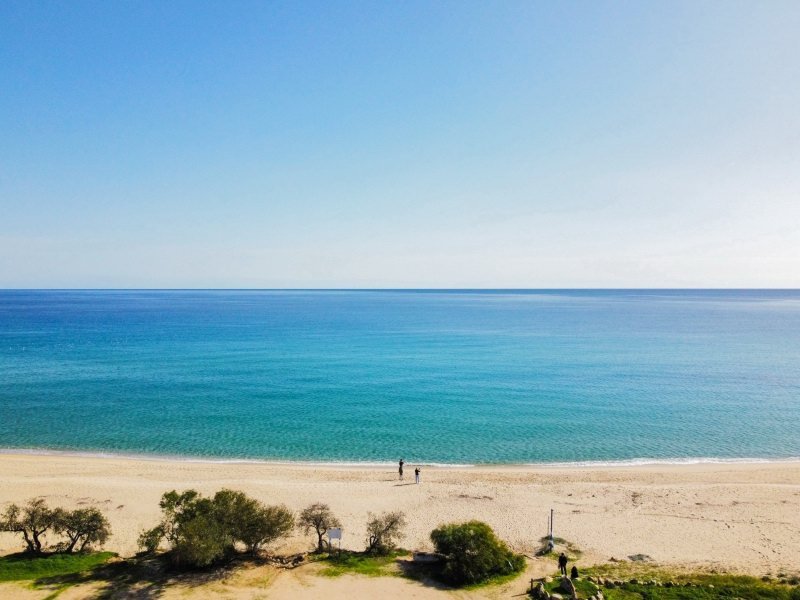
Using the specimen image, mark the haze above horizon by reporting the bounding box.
[1,1,799,288]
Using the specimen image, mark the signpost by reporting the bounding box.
[327,527,342,553]
[545,509,555,552]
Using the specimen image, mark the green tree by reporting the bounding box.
[138,488,293,567]
[430,521,525,586]
[365,511,405,555]
[53,508,111,553]
[298,503,341,553]
[0,498,58,554]
[171,513,228,568]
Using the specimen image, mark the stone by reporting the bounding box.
[559,576,578,599]
[550,594,564,600]
[544,576,553,583]
[531,582,548,600]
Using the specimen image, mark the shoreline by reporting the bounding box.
[2,447,799,470]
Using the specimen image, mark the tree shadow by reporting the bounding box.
[395,558,453,591]
[32,554,262,599]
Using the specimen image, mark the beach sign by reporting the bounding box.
[328,527,342,551]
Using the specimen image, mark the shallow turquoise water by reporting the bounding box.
[1,290,799,464]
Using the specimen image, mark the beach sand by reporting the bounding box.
[1,454,798,598]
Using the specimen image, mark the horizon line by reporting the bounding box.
[2,287,800,292]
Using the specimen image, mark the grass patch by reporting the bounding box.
[317,550,406,578]
[577,566,800,600]
[461,567,525,589]
[543,576,601,597]
[0,552,116,583]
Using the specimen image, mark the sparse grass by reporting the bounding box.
[461,567,525,589]
[0,552,116,583]
[537,535,583,560]
[573,565,800,600]
[317,549,406,578]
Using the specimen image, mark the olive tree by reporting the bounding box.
[54,507,111,553]
[365,511,405,555]
[298,503,341,553]
[138,489,293,568]
[0,498,59,554]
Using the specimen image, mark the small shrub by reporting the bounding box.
[430,520,524,586]
[137,525,164,554]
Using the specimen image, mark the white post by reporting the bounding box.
[549,508,554,540]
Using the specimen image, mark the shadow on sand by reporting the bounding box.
[395,557,453,591]
[32,554,267,599]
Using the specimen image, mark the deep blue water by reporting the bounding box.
[1,289,799,464]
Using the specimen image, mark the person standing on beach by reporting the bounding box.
[414,467,420,484]
[558,552,568,577]
[399,459,404,480]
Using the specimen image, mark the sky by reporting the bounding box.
[1,1,799,288]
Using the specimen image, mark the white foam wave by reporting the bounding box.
[1,448,798,469]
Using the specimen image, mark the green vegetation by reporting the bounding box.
[0,498,111,555]
[429,520,525,586]
[54,507,111,553]
[138,489,293,568]
[541,576,602,598]
[537,567,800,600]
[0,551,116,582]
[537,535,583,560]
[318,549,405,578]
[365,511,406,555]
[298,503,342,553]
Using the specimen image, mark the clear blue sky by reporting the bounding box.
[1,1,798,288]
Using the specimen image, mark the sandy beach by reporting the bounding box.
[1,453,799,575]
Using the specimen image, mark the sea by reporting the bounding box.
[1,289,799,466]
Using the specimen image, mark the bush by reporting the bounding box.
[171,513,229,568]
[365,511,405,555]
[139,489,293,568]
[430,520,525,586]
[237,504,294,554]
[137,525,164,554]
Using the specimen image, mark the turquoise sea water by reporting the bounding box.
[1,290,799,465]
